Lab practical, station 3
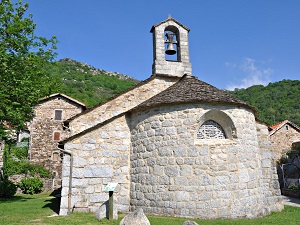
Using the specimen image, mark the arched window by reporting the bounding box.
[196,110,237,140]
[197,120,226,139]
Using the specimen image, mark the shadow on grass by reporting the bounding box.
[42,188,61,214]
[0,195,34,203]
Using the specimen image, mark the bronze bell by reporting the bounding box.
[165,32,177,55]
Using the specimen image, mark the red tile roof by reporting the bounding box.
[269,121,286,130]
[269,120,300,136]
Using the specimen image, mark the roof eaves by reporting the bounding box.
[269,120,300,136]
[130,100,258,118]
[38,93,87,109]
[64,74,177,123]
[150,17,190,33]
[59,112,126,144]
[64,76,152,123]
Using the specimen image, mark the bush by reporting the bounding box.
[18,177,43,194]
[288,185,299,190]
[3,157,51,178]
[28,164,52,178]
[11,146,28,160]
[0,180,17,198]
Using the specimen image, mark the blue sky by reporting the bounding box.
[25,0,300,90]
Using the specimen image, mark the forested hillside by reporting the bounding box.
[44,58,139,107]
[228,80,300,126]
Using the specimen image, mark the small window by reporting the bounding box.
[53,132,61,141]
[286,125,289,131]
[53,152,59,161]
[197,120,226,139]
[54,110,62,120]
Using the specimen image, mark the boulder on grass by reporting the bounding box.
[183,221,199,225]
[119,208,150,225]
[95,200,118,220]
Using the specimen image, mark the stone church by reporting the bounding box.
[58,16,283,218]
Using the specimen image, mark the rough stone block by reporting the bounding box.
[119,208,150,225]
[165,166,178,177]
[176,191,189,201]
[84,166,113,178]
[90,193,107,203]
[95,200,118,220]
[73,168,85,178]
[72,178,88,187]
[173,147,187,157]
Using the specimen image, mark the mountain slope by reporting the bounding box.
[227,80,300,126]
[44,58,139,107]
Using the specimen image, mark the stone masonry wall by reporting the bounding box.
[129,103,282,219]
[256,122,283,213]
[269,124,300,162]
[30,97,84,189]
[69,75,179,136]
[60,115,131,215]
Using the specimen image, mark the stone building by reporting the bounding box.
[269,120,300,162]
[58,16,283,218]
[29,93,86,189]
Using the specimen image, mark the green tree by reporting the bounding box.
[228,80,300,126]
[0,0,59,138]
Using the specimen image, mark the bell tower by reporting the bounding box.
[150,15,192,77]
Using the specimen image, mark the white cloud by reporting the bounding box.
[226,58,273,90]
[224,62,237,68]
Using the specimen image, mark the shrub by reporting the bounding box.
[3,158,51,178]
[18,177,43,195]
[0,180,17,198]
[28,164,52,178]
[11,146,28,160]
[2,144,51,179]
[288,185,299,190]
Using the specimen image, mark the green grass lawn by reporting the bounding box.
[1,192,300,225]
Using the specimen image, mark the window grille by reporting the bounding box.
[197,120,226,139]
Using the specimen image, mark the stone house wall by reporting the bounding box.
[256,122,283,213]
[59,115,131,215]
[69,75,179,136]
[269,124,300,162]
[30,97,85,189]
[129,103,283,219]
